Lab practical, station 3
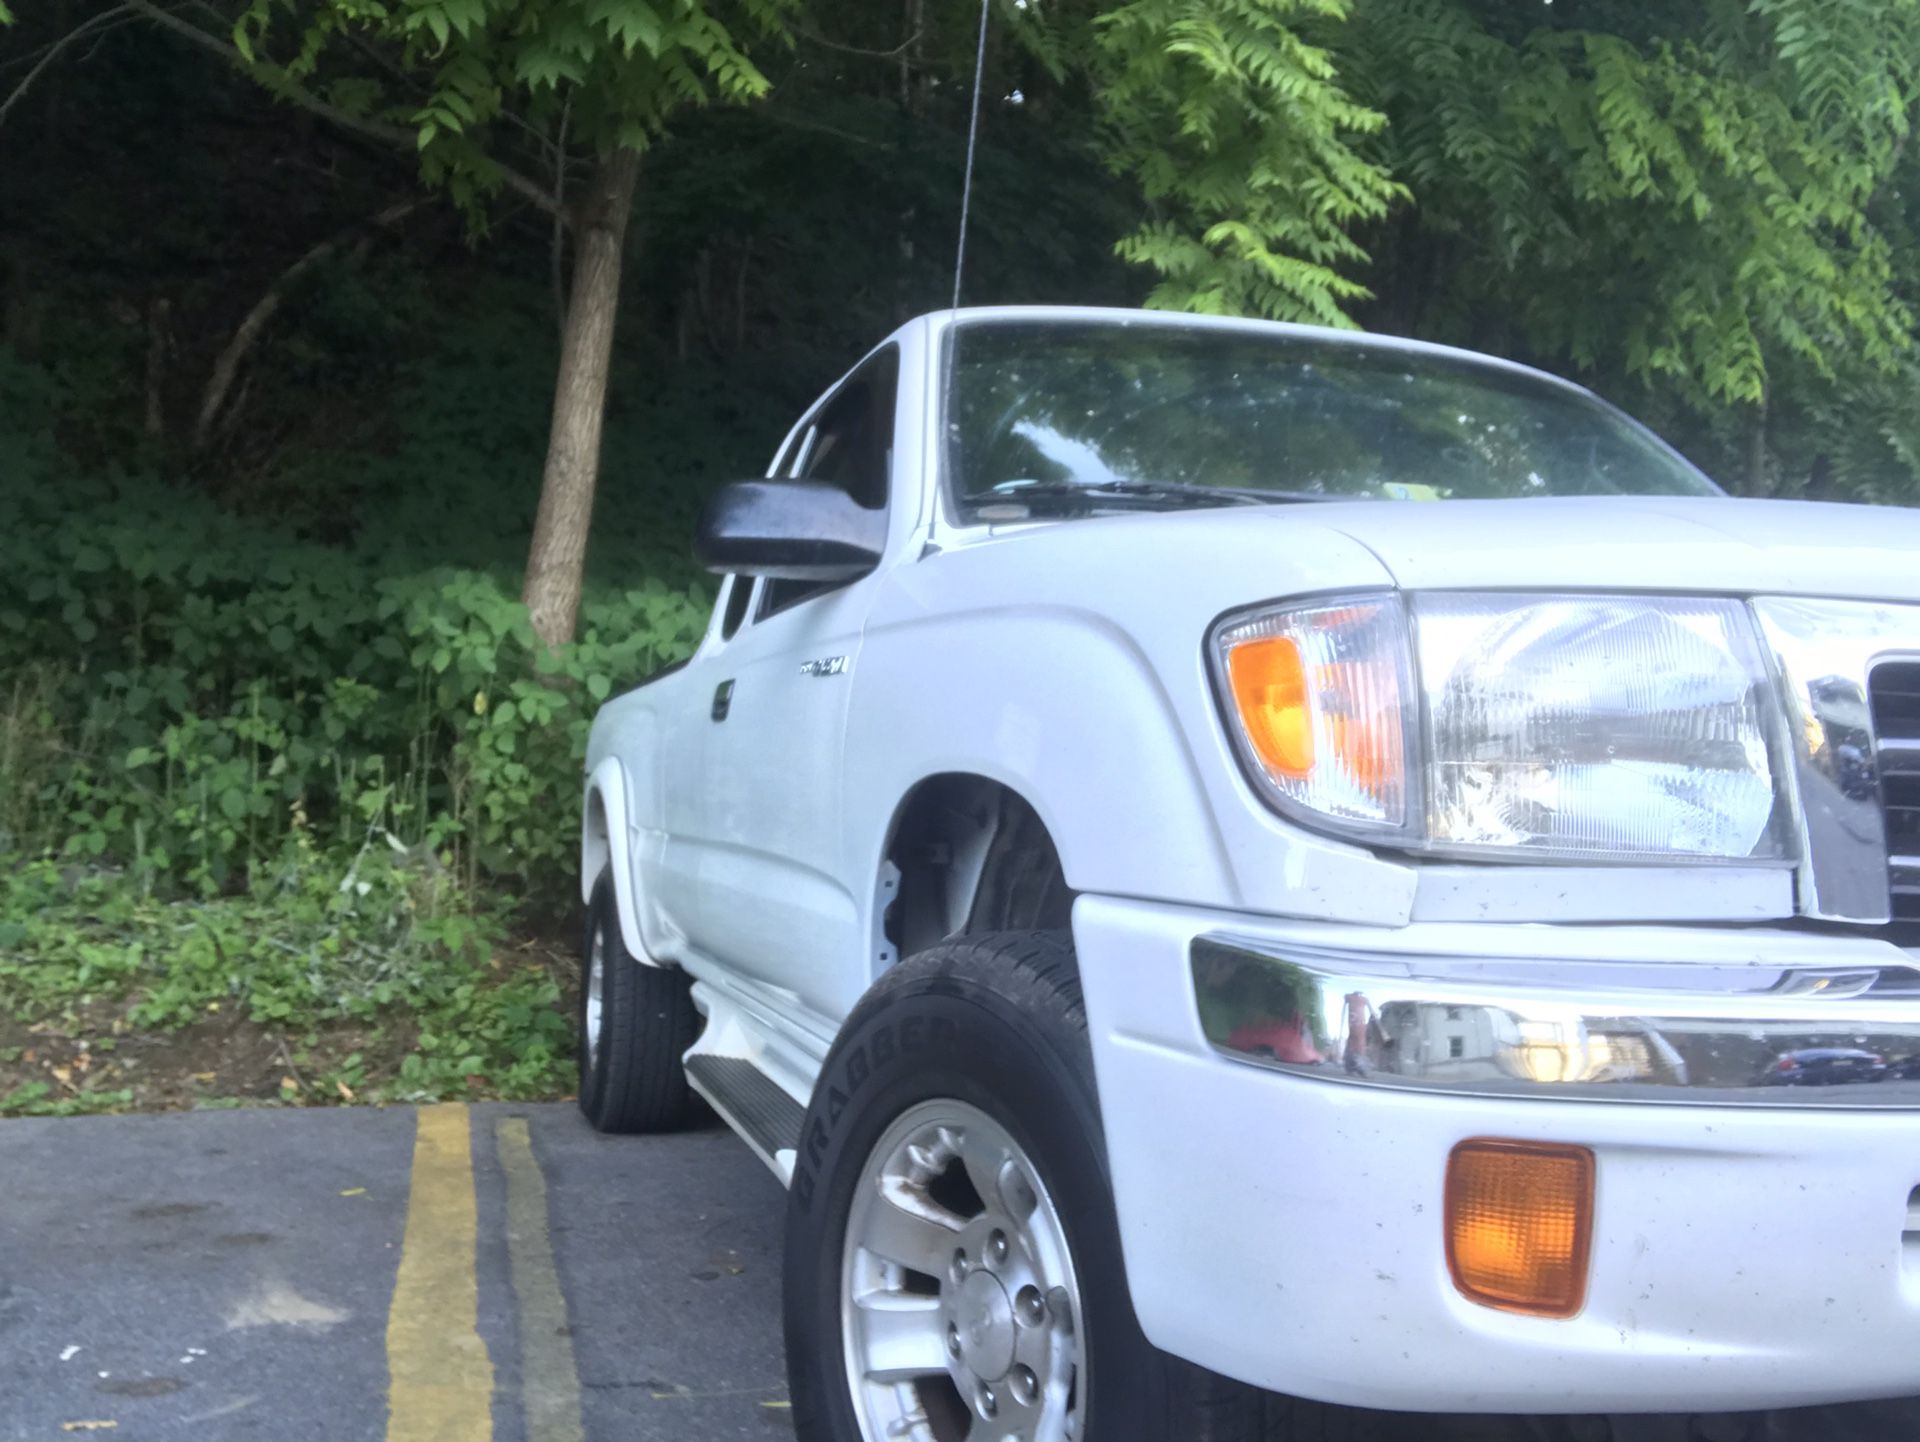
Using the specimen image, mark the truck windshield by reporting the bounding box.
[943,320,1722,519]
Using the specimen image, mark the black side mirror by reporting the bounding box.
[695,480,887,581]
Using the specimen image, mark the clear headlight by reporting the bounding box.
[1413,595,1785,862]
[1211,592,1788,863]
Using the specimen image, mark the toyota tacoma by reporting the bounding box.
[577,306,1920,1441]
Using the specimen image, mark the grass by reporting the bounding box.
[0,844,578,1118]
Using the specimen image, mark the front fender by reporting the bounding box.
[845,603,1415,923]
[582,756,654,965]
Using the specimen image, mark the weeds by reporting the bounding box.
[0,838,575,1115]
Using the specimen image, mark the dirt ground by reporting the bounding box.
[0,926,580,1114]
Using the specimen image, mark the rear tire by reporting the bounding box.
[577,872,698,1134]
[782,930,1381,1442]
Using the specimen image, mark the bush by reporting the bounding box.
[0,845,576,1108]
[0,337,714,897]
[0,258,781,1113]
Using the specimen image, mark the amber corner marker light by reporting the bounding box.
[1445,1139,1595,1319]
[1225,636,1314,778]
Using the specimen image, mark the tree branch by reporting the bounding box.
[551,93,572,342]
[793,23,923,62]
[0,7,136,75]
[0,3,136,129]
[337,24,554,161]
[193,199,419,452]
[124,0,566,219]
[128,0,413,144]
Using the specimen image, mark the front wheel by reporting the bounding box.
[784,931,1354,1442]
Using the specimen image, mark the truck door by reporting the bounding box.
[684,345,900,1018]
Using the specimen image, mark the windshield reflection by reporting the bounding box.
[946,320,1722,517]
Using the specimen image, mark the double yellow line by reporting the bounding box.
[386,1105,583,1442]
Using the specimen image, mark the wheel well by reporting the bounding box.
[582,788,611,902]
[880,775,1073,965]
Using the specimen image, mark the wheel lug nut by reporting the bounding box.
[987,1228,1010,1265]
[1015,1284,1046,1326]
[946,1321,962,1358]
[977,1382,998,1419]
[951,1248,971,1282]
[1010,1364,1039,1405]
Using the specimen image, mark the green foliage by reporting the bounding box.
[231,0,795,210]
[0,331,712,896]
[1090,0,1404,326]
[0,242,753,1114]
[0,848,575,1111]
[0,482,706,894]
[1343,0,1920,412]
[0,1083,139,1119]
[1760,355,1920,502]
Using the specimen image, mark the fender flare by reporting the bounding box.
[581,756,657,966]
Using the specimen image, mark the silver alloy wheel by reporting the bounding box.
[584,922,606,1072]
[841,1099,1085,1442]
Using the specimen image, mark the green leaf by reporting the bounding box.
[588,0,666,56]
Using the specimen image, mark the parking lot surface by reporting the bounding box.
[0,1104,786,1440]
[1,1104,1915,1441]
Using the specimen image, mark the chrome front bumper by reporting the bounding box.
[1193,932,1920,1107]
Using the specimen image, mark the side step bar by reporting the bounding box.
[684,1054,806,1184]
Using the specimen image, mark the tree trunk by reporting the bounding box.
[1747,388,1770,497]
[144,297,170,440]
[521,147,641,649]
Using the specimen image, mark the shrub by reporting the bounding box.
[0,845,576,1106]
[0,341,714,897]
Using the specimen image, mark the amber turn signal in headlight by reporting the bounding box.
[1226,636,1313,778]
[1210,597,1410,834]
[1445,1139,1594,1318]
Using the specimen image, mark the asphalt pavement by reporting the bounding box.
[0,1104,787,1441]
[0,1103,1915,1442]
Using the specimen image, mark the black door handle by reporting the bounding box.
[711,680,734,722]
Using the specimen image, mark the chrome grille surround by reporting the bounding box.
[1752,598,1920,925]
[1871,660,1920,922]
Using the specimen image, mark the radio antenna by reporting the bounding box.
[951,0,992,312]
[941,0,993,479]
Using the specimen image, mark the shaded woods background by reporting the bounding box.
[1,0,1917,1113]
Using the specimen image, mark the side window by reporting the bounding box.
[762,347,899,617]
[717,575,753,641]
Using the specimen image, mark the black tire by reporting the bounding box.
[782,930,1381,1442]
[577,872,698,1134]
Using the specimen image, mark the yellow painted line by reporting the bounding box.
[387,1105,495,1442]
[496,1117,585,1442]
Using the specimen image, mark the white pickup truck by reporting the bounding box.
[578,306,1920,1441]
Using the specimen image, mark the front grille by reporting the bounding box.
[1872,661,1920,922]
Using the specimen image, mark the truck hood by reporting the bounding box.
[1292,495,1920,602]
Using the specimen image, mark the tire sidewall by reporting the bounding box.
[578,878,614,1117]
[784,956,1164,1440]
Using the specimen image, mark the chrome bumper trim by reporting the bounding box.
[1192,934,1920,1107]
